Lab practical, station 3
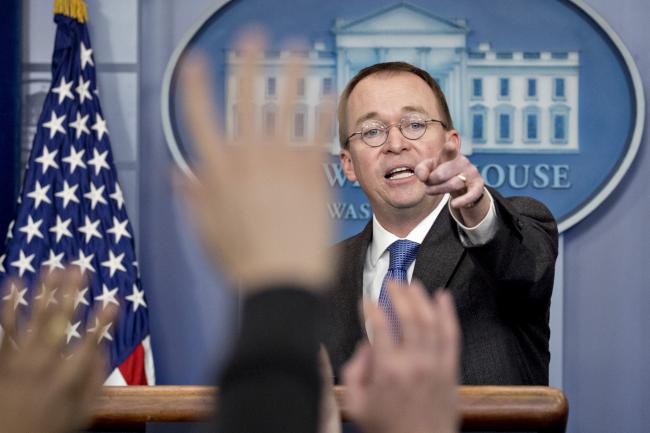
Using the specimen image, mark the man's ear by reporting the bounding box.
[445,129,461,153]
[339,149,357,182]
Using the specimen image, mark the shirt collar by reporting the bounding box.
[369,194,449,266]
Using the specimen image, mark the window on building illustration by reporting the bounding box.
[470,105,487,144]
[526,114,538,141]
[495,104,514,143]
[554,115,566,141]
[499,114,510,140]
[550,104,570,144]
[472,114,484,142]
[322,77,333,95]
[472,78,482,98]
[523,52,541,59]
[527,79,537,98]
[523,106,540,143]
[263,104,276,136]
[294,109,307,140]
[554,78,566,99]
[297,78,305,97]
[499,78,509,98]
[266,77,276,97]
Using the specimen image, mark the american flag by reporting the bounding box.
[0,5,154,385]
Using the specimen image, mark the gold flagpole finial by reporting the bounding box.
[54,0,88,23]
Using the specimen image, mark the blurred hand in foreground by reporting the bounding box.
[318,346,342,433]
[0,269,114,433]
[342,281,460,433]
[178,31,335,293]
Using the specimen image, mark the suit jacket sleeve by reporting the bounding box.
[466,187,558,307]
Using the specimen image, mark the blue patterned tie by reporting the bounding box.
[378,239,420,337]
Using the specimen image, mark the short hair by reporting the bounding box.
[337,62,453,149]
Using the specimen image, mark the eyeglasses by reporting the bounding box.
[346,116,448,148]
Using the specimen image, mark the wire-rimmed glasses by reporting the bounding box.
[346,115,447,147]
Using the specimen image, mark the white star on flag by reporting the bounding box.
[34,146,60,174]
[55,180,80,209]
[101,250,126,277]
[6,220,14,240]
[26,180,52,209]
[18,215,44,243]
[72,250,96,274]
[49,215,73,243]
[51,76,74,104]
[106,216,131,243]
[74,287,90,310]
[41,250,65,273]
[75,76,93,103]
[42,111,67,139]
[83,183,108,210]
[3,284,29,310]
[125,284,147,312]
[77,216,102,243]
[95,284,120,309]
[88,148,109,175]
[80,42,94,70]
[69,111,90,139]
[62,146,86,174]
[0,254,5,273]
[91,113,109,140]
[65,321,82,343]
[110,183,125,210]
[10,250,36,277]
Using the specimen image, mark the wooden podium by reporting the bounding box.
[91,385,567,432]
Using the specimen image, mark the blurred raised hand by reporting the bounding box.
[0,269,114,433]
[178,30,335,293]
[342,281,460,433]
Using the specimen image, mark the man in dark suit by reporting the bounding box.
[325,62,558,385]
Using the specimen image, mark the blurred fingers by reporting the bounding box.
[0,277,21,354]
[276,50,307,145]
[235,29,266,144]
[314,95,337,151]
[386,281,417,346]
[341,342,372,415]
[365,300,392,354]
[435,291,461,374]
[405,280,438,350]
[180,54,223,169]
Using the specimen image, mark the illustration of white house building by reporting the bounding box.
[224,2,579,154]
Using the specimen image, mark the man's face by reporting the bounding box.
[340,72,459,220]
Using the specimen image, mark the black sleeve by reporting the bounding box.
[216,287,323,433]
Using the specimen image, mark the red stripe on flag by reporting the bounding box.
[118,343,147,385]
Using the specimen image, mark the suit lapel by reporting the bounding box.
[335,221,372,337]
[413,206,465,293]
